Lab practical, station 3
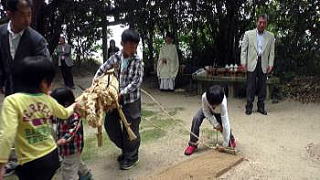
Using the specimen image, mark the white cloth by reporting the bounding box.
[61,153,90,180]
[157,43,179,79]
[159,78,175,90]
[202,93,231,147]
[256,29,265,56]
[7,21,25,59]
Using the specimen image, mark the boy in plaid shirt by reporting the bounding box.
[95,29,144,170]
[51,88,92,180]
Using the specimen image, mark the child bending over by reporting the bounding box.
[184,85,236,155]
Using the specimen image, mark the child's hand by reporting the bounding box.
[216,145,225,152]
[214,125,223,132]
[72,102,81,114]
[57,138,67,145]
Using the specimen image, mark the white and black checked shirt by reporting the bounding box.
[95,51,144,104]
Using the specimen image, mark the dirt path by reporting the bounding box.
[69,74,320,180]
[4,72,319,180]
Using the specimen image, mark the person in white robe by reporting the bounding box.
[157,33,179,91]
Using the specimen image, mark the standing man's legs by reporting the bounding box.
[65,65,75,88]
[246,67,258,115]
[256,58,267,115]
[61,61,68,87]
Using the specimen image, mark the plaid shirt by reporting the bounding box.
[54,113,84,157]
[95,51,144,104]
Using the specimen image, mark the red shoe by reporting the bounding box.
[229,138,237,148]
[184,145,197,155]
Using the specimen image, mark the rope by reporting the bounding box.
[141,88,216,149]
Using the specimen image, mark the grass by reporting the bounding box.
[141,129,166,143]
[81,134,114,162]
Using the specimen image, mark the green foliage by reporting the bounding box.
[0,0,319,77]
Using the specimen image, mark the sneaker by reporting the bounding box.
[120,158,139,170]
[229,138,237,148]
[184,145,197,156]
[4,161,18,177]
[79,171,93,180]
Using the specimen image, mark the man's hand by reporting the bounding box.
[0,87,5,94]
[240,64,247,72]
[267,66,273,74]
[214,125,223,132]
[0,163,5,180]
[57,138,67,145]
[118,94,124,105]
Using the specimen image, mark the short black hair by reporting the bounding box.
[51,88,75,106]
[166,32,174,39]
[206,85,225,106]
[121,29,140,44]
[6,0,32,12]
[12,56,55,93]
[257,14,268,21]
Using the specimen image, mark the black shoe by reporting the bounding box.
[120,158,139,170]
[117,154,124,163]
[257,108,267,115]
[245,109,252,115]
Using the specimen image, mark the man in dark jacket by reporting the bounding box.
[0,0,50,96]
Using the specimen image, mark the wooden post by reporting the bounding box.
[97,126,103,147]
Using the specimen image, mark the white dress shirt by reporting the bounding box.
[256,29,265,57]
[7,21,25,59]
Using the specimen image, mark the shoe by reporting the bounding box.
[120,158,139,170]
[245,109,252,115]
[184,145,197,156]
[257,108,267,115]
[229,138,237,148]
[117,154,124,163]
[79,171,93,180]
[245,104,253,115]
[4,161,18,177]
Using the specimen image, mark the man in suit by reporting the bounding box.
[0,0,51,176]
[0,0,50,96]
[241,14,275,115]
[54,36,75,89]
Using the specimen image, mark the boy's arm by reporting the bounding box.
[0,98,19,164]
[94,55,117,79]
[202,94,220,128]
[50,97,74,120]
[220,96,231,147]
[120,59,144,96]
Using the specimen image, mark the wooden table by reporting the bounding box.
[192,73,280,99]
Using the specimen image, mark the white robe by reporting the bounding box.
[157,43,179,90]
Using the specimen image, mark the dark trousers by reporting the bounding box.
[246,58,267,110]
[16,149,60,180]
[188,108,234,146]
[60,61,74,88]
[104,99,141,161]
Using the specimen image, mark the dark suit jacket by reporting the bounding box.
[0,23,50,95]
